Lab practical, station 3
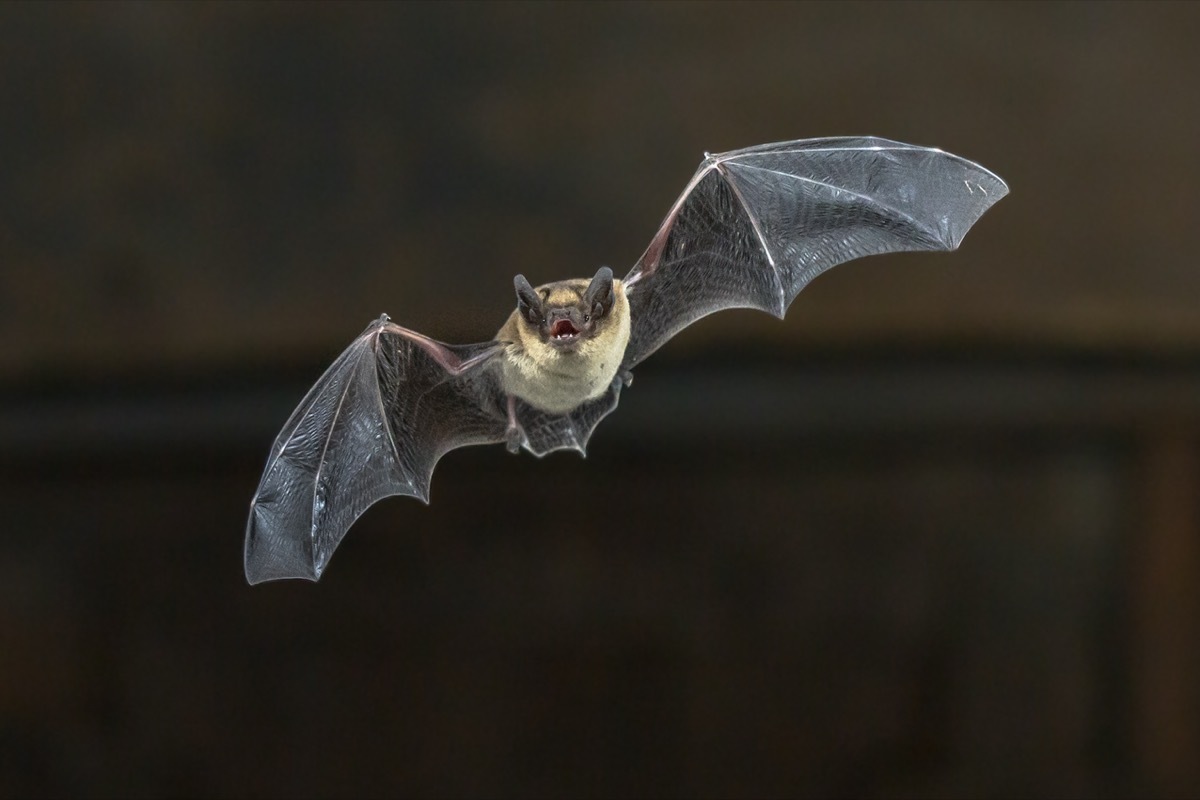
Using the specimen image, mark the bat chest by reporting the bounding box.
[499,345,618,415]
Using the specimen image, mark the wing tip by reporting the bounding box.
[244,498,325,585]
[947,175,1010,250]
[243,541,324,585]
[244,569,322,586]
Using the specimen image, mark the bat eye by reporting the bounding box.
[583,313,591,323]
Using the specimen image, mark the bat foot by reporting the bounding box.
[505,425,523,454]
[504,394,526,454]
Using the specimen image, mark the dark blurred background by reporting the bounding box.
[3,2,1199,797]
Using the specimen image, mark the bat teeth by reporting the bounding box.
[550,320,580,339]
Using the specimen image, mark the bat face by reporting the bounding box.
[514,266,617,353]
[496,266,632,416]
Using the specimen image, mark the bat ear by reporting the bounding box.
[514,274,543,324]
[584,266,615,317]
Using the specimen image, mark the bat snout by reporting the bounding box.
[550,318,580,339]
[544,310,589,351]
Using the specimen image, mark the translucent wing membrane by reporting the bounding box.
[621,136,1008,369]
[245,319,626,583]
[244,318,506,583]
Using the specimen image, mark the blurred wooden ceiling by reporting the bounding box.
[3,2,1198,379]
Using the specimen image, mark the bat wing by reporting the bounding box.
[244,315,507,584]
[515,377,624,457]
[620,137,1009,369]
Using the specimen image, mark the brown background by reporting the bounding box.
[3,2,1199,798]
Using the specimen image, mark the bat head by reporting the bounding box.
[513,267,617,352]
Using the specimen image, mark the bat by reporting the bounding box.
[244,136,1008,584]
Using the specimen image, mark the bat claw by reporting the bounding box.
[619,368,634,388]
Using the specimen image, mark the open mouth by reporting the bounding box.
[550,319,580,340]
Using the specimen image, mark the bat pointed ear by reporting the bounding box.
[584,266,615,317]
[514,274,542,323]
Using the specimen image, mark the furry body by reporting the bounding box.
[494,277,631,415]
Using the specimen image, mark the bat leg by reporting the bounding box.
[504,395,524,454]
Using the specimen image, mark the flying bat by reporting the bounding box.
[245,136,1008,584]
